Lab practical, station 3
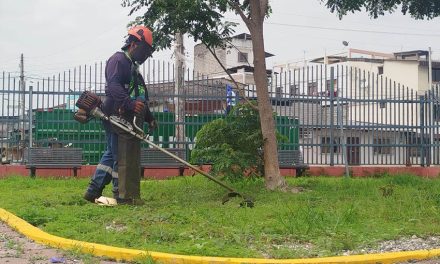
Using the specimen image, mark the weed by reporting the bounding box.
[379,184,395,197]
[64,245,100,264]
[29,255,47,264]
[132,253,159,264]
[4,237,24,257]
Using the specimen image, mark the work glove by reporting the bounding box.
[148,119,158,131]
[133,100,145,115]
[73,108,89,124]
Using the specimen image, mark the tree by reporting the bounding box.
[322,0,440,19]
[122,0,287,190]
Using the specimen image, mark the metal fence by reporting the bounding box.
[1,60,439,166]
[270,64,440,166]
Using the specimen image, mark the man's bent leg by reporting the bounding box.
[84,127,116,202]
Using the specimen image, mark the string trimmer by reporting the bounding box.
[74,91,254,208]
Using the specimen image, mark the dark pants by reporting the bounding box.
[86,123,141,201]
[117,133,141,200]
[86,124,119,198]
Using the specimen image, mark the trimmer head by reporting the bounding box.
[240,198,254,208]
[222,192,254,208]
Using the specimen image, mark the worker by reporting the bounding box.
[83,25,157,205]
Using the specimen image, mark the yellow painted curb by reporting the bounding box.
[1,208,439,264]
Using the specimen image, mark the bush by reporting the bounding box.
[190,102,286,180]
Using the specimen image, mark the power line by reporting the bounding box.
[264,21,440,37]
[273,11,438,33]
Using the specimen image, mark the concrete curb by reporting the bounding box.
[1,208,439,264]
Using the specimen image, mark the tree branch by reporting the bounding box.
[205,44,258,110]
[227,0,252,28]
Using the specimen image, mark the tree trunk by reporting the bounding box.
[248,0,286,190]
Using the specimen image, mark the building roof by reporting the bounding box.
[393,50,429,58]
[418,61,440,68]
[227,65,272,75]
[233,33,252,40]
[310,49,439,66]
[310,56,384,64]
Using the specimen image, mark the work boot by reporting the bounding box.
[83,191,100,203]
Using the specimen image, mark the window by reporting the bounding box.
[378,66,384,75]
[325,79,338,97]
[373,138,392,155]
[290,84,299,96]
[307,82,318,96]
[409,137,430,157]
[434,104,440,122]
[276,86,283,98]
[433,68,440,83]
[321,137,341,154]
[238,52,248,63]
[380,102,387,109]
[299,128,312,139]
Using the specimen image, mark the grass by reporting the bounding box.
[1,174,440,259]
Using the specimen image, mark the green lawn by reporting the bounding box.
[1,174,440,259]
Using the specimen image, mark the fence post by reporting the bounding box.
[420,94,426,167]
[329,67,335,166]
[28,86,33,163]
[429,89,434,166]
[336,69,350,177]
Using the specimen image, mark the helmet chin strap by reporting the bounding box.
[124,50,133,63]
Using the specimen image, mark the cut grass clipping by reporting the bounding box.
[1,175,440,259]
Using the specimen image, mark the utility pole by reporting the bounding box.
[19,54,25,148]
[174,33,185,149]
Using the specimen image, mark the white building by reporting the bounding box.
[193,33,274,85]
[296,49,440,166]
[311,49,440,92]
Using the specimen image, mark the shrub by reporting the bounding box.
[190,102,287,180]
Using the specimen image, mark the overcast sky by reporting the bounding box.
[0,0,439,78]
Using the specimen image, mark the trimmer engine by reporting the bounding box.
[75,91,102,112]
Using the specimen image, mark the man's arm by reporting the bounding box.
[136,72,155,123]
[106,58,136,113]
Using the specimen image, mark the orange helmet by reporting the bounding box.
[128,25,153,47]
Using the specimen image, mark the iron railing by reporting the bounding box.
[1,60,439,166]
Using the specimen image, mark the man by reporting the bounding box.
[83,25,157,205]
[226,84,237,115]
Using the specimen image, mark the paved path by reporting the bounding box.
[0,222,122,264]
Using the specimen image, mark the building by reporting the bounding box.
[193,33,274,85]
[310,49,440,92]
[294,49,440,165]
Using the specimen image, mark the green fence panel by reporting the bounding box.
[34,109,299,164]
[276,116,300,150]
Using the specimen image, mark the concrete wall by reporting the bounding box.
[383,60,420,90]
[194,44,226,76]
[348,61,382,75]
[226,38,254,69]
[193,37,254,78]
[418,65,430,91]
